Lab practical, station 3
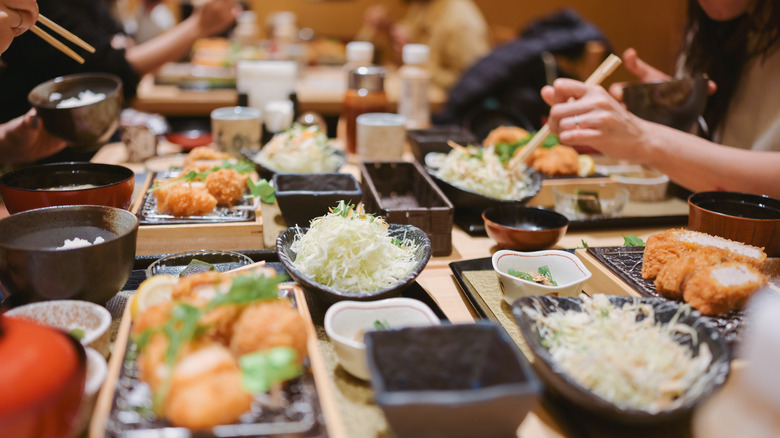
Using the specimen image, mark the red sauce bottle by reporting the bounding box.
[343,66,388,155]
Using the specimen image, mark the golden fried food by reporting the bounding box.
[205,168,249,206]
[528,144,580,176]
[165,344,252,430]
[184,146,230,166]
[136,333,170,393]
[154,181,218,216]
[682,261,767,315]
[172,271,228,301]
[230,300,308,362]
[642,229,767,279]
[654,247,728,299]
[483,125,529,146]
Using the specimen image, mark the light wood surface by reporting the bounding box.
[132,65,447,117]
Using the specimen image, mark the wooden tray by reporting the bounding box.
[89,283,341,438]
[130,172,265,255]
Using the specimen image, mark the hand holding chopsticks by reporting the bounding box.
[507,53,623,170]
[31,14,95,64]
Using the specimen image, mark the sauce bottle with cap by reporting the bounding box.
[398,44,431,130]
[342,66,388,155]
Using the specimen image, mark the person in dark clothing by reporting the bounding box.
[0,0,239,164]
[433,9,611,135]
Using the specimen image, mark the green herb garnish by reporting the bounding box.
[538,265,557,286]
[508,269,534,281]
[580,239,590,249]
[178,259,216,277]
[247,178,275,204]
[542,133,560,148]
[69,328,85,341]
[623,234,645,247]
[373,319,391,330]
[239,346,302,394]
[574,189,602,215]
[149,160,255,192]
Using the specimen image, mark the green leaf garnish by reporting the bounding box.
[206,273,283,311]
[69,328,85,341]
[240,347,302,394]
[542,134,560,148]
[538,265,557,286]
[247,178,275,204]
[580,239,590,249]
[623,234,645,247]
[373,319,391,330]
[508,269,534,281]
[178,259,216,277]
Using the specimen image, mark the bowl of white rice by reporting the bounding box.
[28,73,123,151]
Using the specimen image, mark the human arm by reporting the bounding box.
[125,0,240,75]
[541,78,780,197]
[0,109,67,164]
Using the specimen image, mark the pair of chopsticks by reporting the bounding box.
[507,53,623,170]
[30,14,95,64]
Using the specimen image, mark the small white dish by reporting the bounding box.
[324,298,440,380]
[492,249,592,304]
[5,300,112,357]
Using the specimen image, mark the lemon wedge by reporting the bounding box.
[130,275,178,320]
[578,154,596,177]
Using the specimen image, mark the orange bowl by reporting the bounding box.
[688,191,780,257]
[0,162,134,214]
[483,205,569,251]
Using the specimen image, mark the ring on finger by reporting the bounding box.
[10,10,23,30]
[573,114,581,128]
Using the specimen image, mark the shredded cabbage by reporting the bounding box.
[290,203,419,293]
[434,145,533,200]
[254,124,341,173]
[527,294,713,413]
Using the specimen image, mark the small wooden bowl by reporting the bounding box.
[688,191,780,257]
[482,205,569,251]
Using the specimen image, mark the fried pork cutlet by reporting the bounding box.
[205,168,248,206]
[642,229,767,280]
[654,247,729,299]
[154,181,217,216]
[682,261,767,315]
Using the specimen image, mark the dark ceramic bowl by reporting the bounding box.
[277,224,431,304]
[0,205,138,306]
[482,205,569,251]
[427,164,542,213]
[688,191,780,257]
[28,73,123,151]
[243,148,346,181]
[406,125,477,163]
[513,295,730,425]
[623,75,708,132]
[0,162,135,215]
[365,322,542,438]
[273,173,362,227]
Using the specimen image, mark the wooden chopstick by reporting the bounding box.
[38,14,96,53]
[30,25,85,64]
[508,53,623,170]
[31,14,95,64]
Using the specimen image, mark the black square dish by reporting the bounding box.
[273,173,362,227]
[407,125,477,163]
[365,322,542,438]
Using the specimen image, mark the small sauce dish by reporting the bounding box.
[324,298,440,380]
[492,249,592,304]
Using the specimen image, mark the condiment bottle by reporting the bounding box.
[343,66,388,155]
[344,41,374,72]
[398,44,431,129]
[692,288,780,438]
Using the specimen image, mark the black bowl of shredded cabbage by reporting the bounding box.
[513,295,730,426]
[277,223,431,305]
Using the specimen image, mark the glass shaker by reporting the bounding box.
[343,66,388,155]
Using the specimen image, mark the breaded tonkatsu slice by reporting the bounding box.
[682,261,767,316]
[654,247,728,299]
[642,229,767,279]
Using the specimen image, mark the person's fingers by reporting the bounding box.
[540,85,556,106]
[608,82,627,101]
[550,78,590,101]
[621,48,669,82]
[558,127,602,147]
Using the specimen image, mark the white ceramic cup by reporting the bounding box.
[356,112,406,160]
[210,106,262,155]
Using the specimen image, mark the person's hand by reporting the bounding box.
[0,109,68,164]
[541,78,657,162]
[608,48,671,101]
[0,0,38,53]
[191,0,241,38]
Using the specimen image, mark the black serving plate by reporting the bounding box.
[276,225,432,304]
[136,170,256,225]
[243,148,346,182]
[586,246,745,345]
[512,295,730,426]
[273,173,362,227]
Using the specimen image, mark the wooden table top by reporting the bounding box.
[131,64,448,117]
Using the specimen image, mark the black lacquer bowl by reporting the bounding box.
[365,322,542,438]
[273,173,362,227]
[277,224,431,304]
[427,164,542,213]
[512,295,730,425]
